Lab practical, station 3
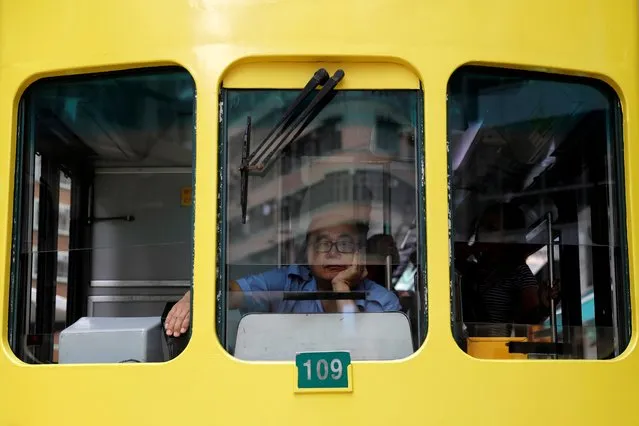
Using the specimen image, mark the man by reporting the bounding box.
[164,188,402,337]
[456,202,559,336]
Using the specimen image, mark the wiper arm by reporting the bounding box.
[246,69,344,172]
[240,116,251,225]
[248,68,329,167]
[239,68,344,223]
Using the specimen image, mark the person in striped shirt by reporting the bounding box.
[456,203,558,337]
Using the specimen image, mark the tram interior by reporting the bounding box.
[219,82,425,360]
[7,65,630,364]
[10,69,197,364]
[10,67,428,364]
[448,67,630,359]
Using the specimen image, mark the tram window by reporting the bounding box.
[212,78,426,361]
[448,66,630,360]
[8,67,195,364]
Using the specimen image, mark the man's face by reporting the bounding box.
[307,223,359,282]
[475,212,509,261]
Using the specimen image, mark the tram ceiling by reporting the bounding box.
[31,74,194,167]
[452,112,605,196]
[451,108,610,240]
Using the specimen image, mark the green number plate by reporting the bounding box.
[295,351,352,392]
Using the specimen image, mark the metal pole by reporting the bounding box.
[385,255,392,291]
[382,164,390,234]
[546,212,558,347]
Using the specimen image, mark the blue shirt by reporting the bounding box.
[235,264,402,313]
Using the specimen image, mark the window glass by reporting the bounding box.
[448,66,629,360]
[217,82,426,361]
[9,67,195,364]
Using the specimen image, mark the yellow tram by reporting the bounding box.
[1,0,638,425]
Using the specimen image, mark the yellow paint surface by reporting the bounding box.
[0,0,637,425]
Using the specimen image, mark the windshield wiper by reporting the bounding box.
[239,68,344,223]
[256,70,344,170]
[240,115,252,225]
[246,68,329,168]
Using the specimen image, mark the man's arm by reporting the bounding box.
[332,251,368,313]
[164,267,291,336]
[164,280,245,337]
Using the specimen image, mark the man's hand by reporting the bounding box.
[540,278,561,309]
[164,291,191,337]
[332,251,368,292]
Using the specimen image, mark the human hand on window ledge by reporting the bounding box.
[164,291,191,337]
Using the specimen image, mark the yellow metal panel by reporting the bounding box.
[0,0,637,425]
[222,61,420,89]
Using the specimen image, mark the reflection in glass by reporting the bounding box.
[449,67,629,360]
[9,68,195,364]
[218,87,426,360]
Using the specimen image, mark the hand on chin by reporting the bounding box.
[330,252,367,291]
[324,264,347,278]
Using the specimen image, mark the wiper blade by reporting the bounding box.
[248,68,329,168]
[238,68,344,223]
[248,69,344,171]
[240,116,251,224]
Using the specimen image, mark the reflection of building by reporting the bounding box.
[31,154,71,362]
[225,94,418,265]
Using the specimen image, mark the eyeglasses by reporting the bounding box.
[313,239,357,253]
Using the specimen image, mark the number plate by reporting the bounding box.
[295,351,352,393]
